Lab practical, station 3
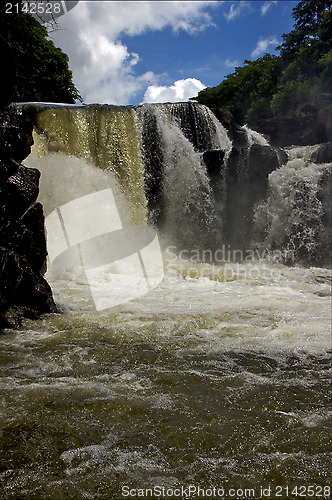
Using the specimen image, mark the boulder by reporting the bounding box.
[248,143,280,180]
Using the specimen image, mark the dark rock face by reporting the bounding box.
[211,108,288,250]
[310,142,332,164]
[223,143,282,250]
[0,108,57,329]
[248,144,281,179]
[254,103,332,148]
[203,150,225,175]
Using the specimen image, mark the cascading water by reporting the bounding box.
[26,102,232,253]
[1,102,331,499]
[28,104,147,225]
[136,103,231,251]
[22,102,234,310]
[252,145,332,265]
[243,124,269,147]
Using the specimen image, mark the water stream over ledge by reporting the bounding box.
[0,102,331,499]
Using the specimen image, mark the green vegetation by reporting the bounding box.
[0,0,81,103]
[193,0,331,128]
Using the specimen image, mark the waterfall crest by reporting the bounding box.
[24,102,232,251]
[29,105,146,224]
[20,102,331,267]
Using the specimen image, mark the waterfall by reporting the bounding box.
[242,124,269,147]
[136,103,231,250]
[3,105,331,500]
[252,145,332,265]
[19,102,331,270]
[27,104,147,225]
[20,102,232,310]
[24,102,232,252]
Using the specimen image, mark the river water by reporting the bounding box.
[1,103,331,499]
[0,260,331,499]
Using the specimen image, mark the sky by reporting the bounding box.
[50,1,299,105]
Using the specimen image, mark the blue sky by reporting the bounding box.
[51,1,298,105]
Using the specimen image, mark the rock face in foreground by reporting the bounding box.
[0,107,57,329]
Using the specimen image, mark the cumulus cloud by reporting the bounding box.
[143,78,206,103]
[67,29,158,103]
[251,37,278,58]
[223,1,251,21]
[51,1,218,104]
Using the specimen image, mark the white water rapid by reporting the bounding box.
[1,102,330,499]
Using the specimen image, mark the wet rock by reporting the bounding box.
[6,165,40,218]
[0,108,34,164]
[203,150,225,175]
[310,142,332,164]
[0,108,57,330]
[248,144,280,180]
[211,107,249,147]
[276,147,289,166]
[224,143,281,250]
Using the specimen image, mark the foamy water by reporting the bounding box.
[2,103,330,499]
[1,261,330,499]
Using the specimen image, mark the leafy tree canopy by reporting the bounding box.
[193,0,331,129]
[279,0,331,61]
[0,0,81,103]
[195,54,283,124]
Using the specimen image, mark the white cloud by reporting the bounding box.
[143,78,206,103]
[224,58,239,68]
[261,2,276,16]
[50,1,219,104]
[69,30,155,103]
[223,1,251,21]
[251,37,278,58]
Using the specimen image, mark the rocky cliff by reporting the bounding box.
[0,34,57,329]
[0,107,57,329]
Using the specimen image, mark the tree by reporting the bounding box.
[0,0,81,103]
[194,54,283,125]
[278,0,332,62]
[192,0,331,129]
[272,0,331,118]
